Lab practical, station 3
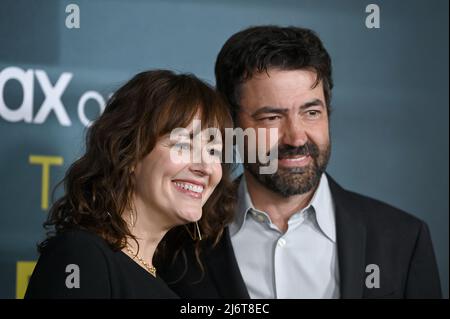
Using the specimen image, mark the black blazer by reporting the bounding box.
[159,175,442,299]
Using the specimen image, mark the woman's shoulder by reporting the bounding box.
[41,228,114,260]
[26,229,115,298]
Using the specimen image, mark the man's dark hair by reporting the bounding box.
[215,25,333,120]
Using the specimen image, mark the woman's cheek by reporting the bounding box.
[213,164,222,188]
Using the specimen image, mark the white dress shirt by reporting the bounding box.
[229,173,340,299]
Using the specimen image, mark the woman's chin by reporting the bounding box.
[175,209,202,224]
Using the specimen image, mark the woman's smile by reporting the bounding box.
[172,179,206,199]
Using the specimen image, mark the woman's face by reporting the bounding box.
[132,116,223,227]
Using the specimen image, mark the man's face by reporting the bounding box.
[237,68,331,197]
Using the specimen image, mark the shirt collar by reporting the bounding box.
[229,173,336,243]
[308,173,336,243]
[229,174,253,237]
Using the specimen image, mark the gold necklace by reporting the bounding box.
[125,245,157,277]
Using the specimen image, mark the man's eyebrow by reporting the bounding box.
[249,99,325,117]
[250,106,289,117]
[300,99,325,109]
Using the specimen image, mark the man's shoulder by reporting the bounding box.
[327,175,425,232]
[349,189,421,223]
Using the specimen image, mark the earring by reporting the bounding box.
[184,221,202,241]
[129,209,136,228]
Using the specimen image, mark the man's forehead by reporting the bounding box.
[240,70,324,100]
[244,68,320,84]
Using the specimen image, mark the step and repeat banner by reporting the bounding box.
[0,0,448,298]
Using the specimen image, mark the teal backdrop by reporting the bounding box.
[0,0,448,298]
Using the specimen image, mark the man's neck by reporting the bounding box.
[244,171,317,233]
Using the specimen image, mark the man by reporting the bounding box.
[160,26,442,298]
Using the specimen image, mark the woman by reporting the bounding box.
[25,70,235,298]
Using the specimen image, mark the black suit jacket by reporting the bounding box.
[160,175,442,299]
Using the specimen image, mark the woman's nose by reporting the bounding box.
[189,162,212,177]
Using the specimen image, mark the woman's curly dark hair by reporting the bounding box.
[39,69,236,269]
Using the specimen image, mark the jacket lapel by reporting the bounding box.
[327,175,367,298]
[204,228,250,298]
[205,174,366,299]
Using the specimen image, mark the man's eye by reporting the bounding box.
[306,110,321,118]
[260,115,281,122]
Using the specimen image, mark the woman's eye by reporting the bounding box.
[208,148,222,157]
[175,143,191,151]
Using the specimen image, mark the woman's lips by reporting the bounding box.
[172,181,204,199]
[278,155,312,167]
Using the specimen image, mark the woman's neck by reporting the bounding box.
[122,201,170,269]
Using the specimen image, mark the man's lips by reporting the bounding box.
[277,154,312,167]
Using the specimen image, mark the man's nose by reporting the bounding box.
[280,117,308,147]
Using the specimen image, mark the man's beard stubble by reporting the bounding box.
[244,141,331,197]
